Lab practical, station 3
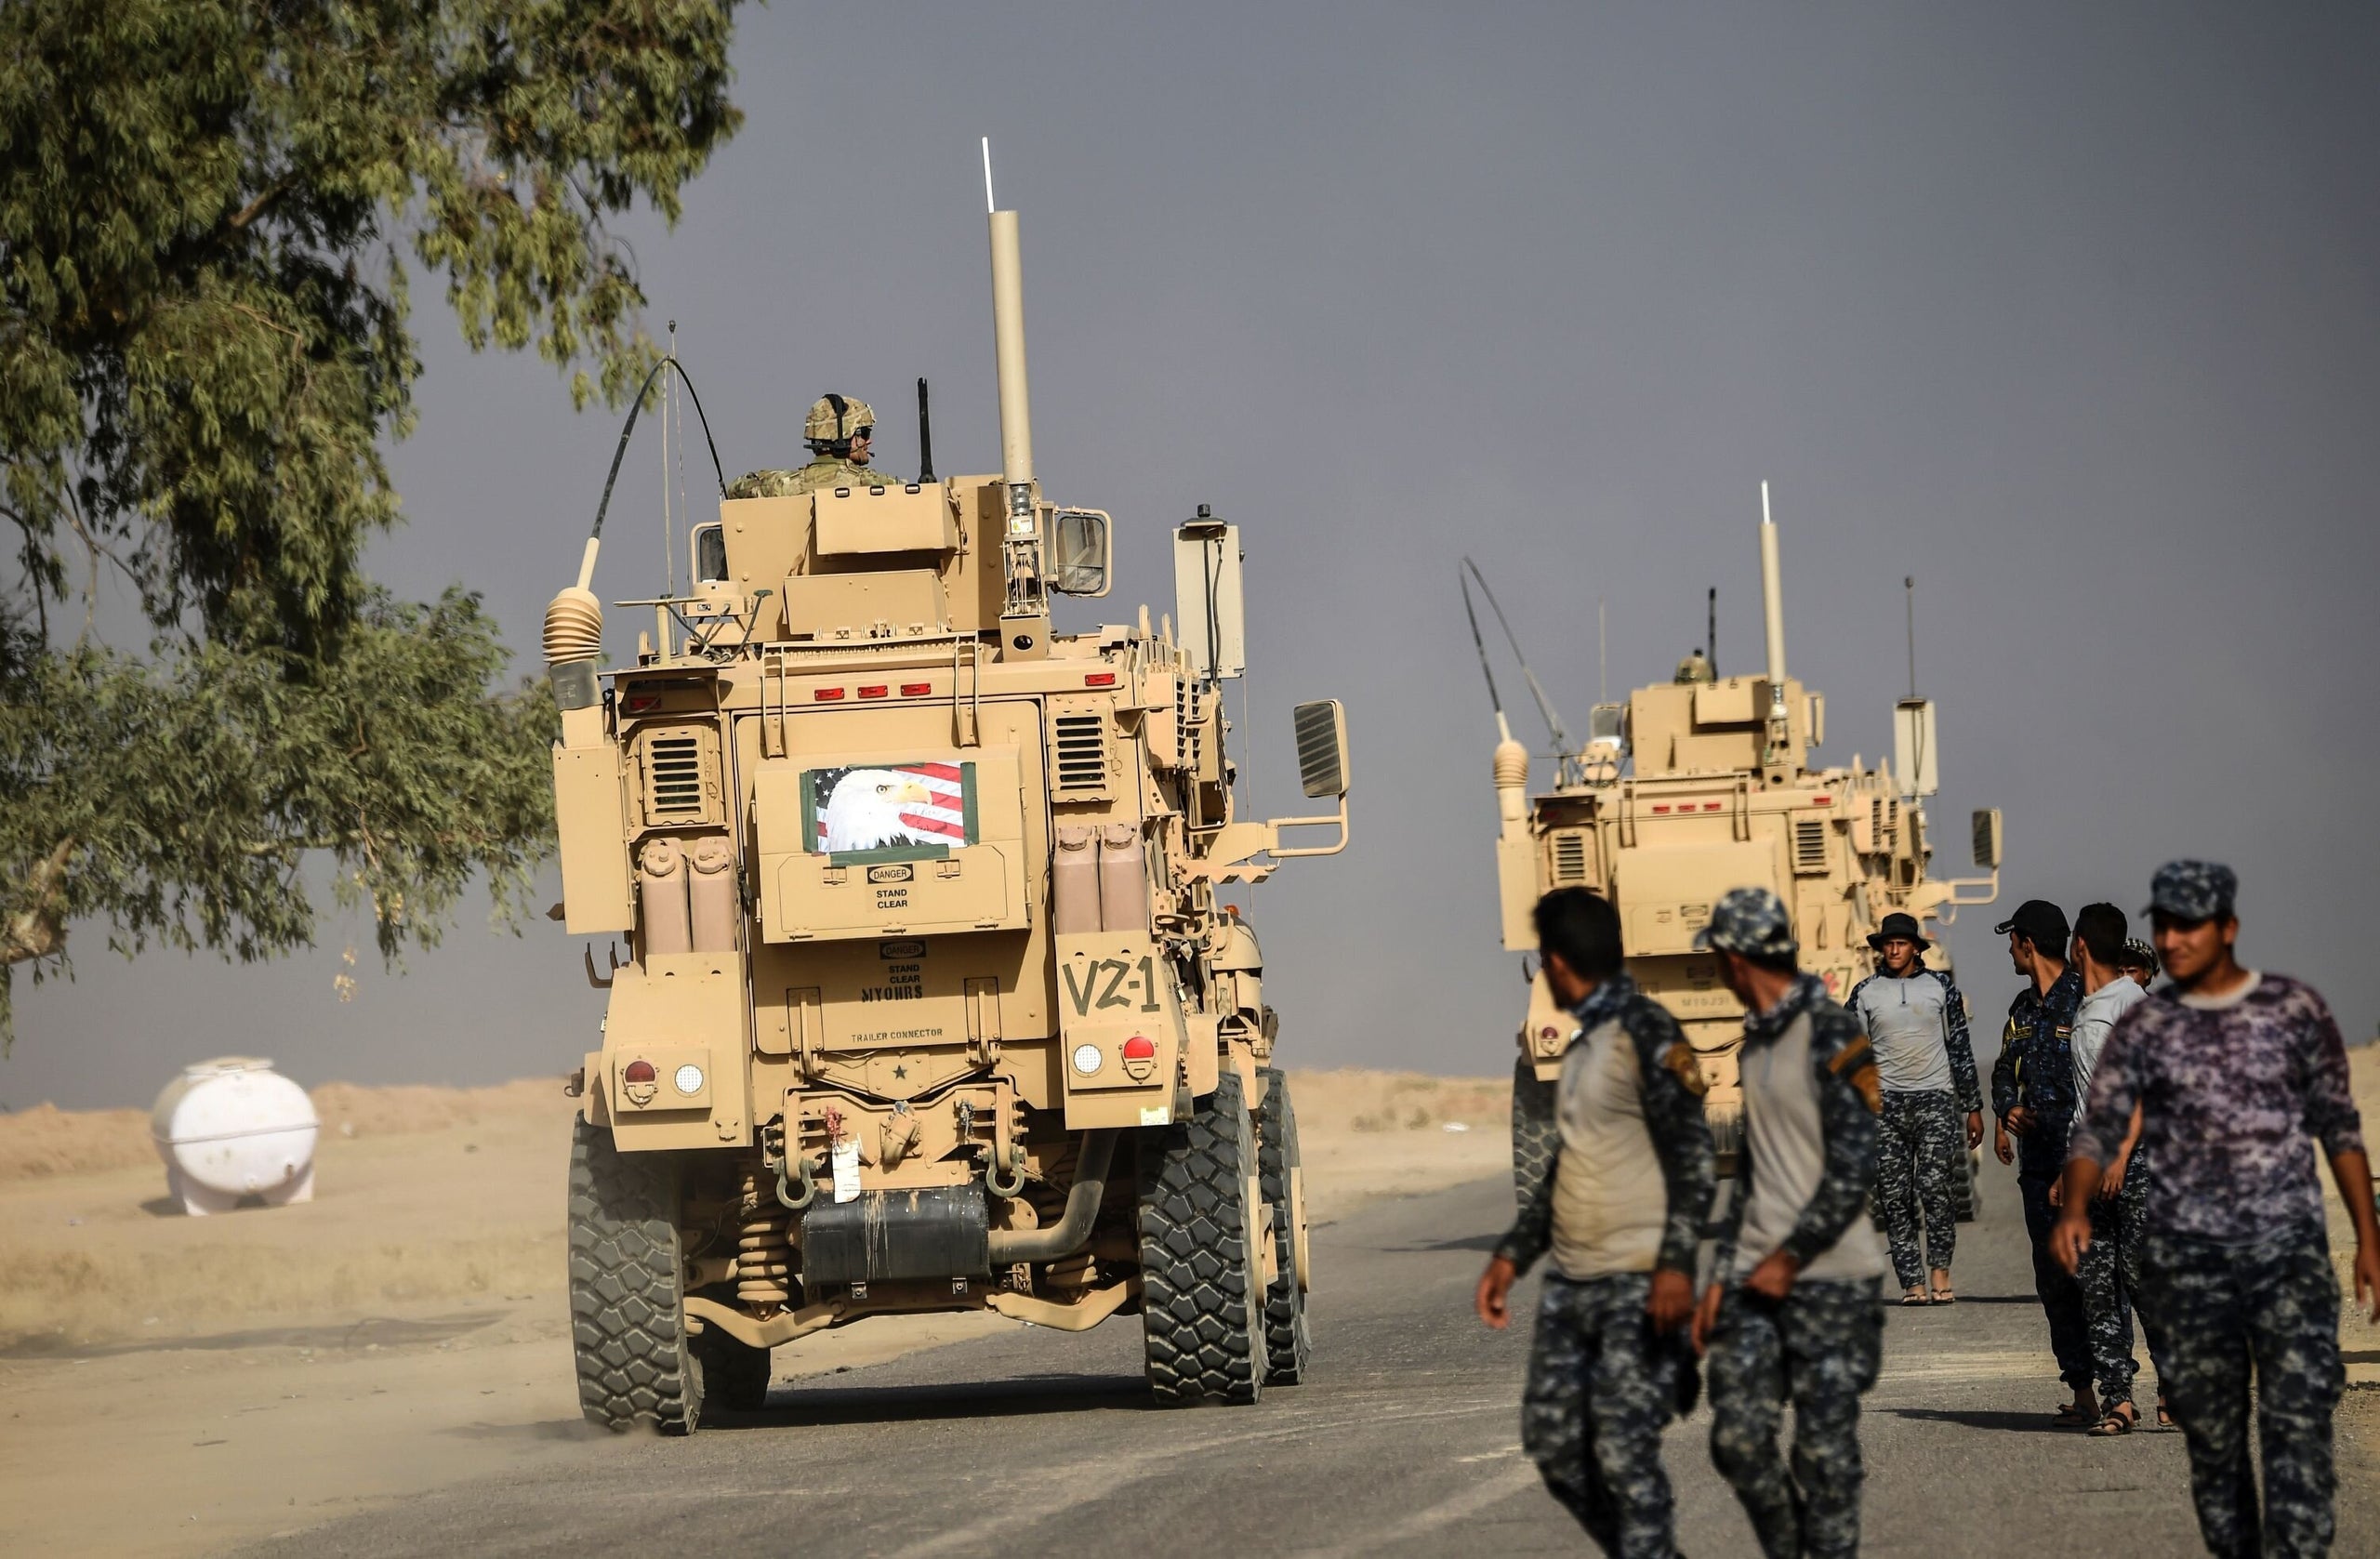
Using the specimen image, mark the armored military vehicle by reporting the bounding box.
[542,199,1352,1433]
[1474,490,2001,1173]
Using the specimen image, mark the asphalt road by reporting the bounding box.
[240,1155,2368,1558]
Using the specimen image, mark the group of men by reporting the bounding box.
[1480,862,2378,1559]
[1990,895,2164,1434]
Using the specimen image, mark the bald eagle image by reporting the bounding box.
[817,768,940,853]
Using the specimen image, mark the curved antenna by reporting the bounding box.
[591,356,726,545]
[1457,562,1509,741]
[1460,557,1576,759]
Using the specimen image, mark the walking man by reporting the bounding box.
[2056,861,2380,1556]
[2060,902,2153,1433]
[1690,887,1885,1559]
[1990,898,2094,1423]
[1845,910,1982,1305]
[1479,888,1717,1557]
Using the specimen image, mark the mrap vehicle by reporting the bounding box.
[1470,491,2002,1178]
[541,200,1353,1432]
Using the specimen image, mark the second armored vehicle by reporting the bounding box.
[1475,492,2002,1171]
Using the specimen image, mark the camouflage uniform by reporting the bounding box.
[2069,971,2151,1409]
[1993,963,2090,1393]
[2073,1157,2148,1407]
[726,456,898,499]
[1500,971,1717,1558]
[1847,966,1980,1290]
[2070,860,2362,1558]
[1697,891,1887,1559]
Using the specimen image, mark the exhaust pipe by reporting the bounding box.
[987,1130,1118,1264]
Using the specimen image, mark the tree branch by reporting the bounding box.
[2,838,76,968]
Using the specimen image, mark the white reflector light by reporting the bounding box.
[1071,1043,1103,1076]
[673,1064,705,1095]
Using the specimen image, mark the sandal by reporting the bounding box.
[2156,1399,2175,1431]
[1928,1286,1957,1304]
[2053,1399,2097,1427]
[1899,1286,1932,1306]
[2091,1402,2139,1436]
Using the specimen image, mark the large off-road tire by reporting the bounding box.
[567,1116,704,1434]
[1512,1054,1558,1200]
[1255,1067,1312,1386]
[694,1328,773,1414]
[1137,1068,1265,1407]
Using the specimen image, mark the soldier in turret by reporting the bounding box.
[727,393,891,498]
[1691,887,1885,1559]
[1478,888,1715,1559]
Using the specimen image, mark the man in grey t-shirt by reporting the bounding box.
[1845,912,1982,1304]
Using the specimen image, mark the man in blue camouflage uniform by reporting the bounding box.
[1480,888,1716,1558]
[1989,897,2094,1422]
[1845,911,1981,1305]
[1690,887,1885,1559]
[2058,862,2380,1558]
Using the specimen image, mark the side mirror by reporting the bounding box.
[1048,509,1111,597]
[1971,808,2003,871]
[1292,699,1350,799]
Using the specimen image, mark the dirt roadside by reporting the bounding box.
[0,1068,1511,1557]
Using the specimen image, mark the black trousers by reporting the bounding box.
[2018,1169,2093,1393]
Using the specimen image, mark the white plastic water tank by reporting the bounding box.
[150,1057,320,1216]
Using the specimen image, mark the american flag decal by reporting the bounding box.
[810,762,972,853]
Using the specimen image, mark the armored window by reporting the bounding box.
[1792,817,1829,875]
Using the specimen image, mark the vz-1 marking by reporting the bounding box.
[1062,956,1165,1018]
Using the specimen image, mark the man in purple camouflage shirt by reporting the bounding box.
[2055,860,2380,1559]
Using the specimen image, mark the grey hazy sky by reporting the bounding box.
[13,2,2380,1109]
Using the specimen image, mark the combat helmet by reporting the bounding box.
[804,393,876,454]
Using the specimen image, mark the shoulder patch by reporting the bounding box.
[1660,1039,1709,1097]
[1827,1034,1884,1114]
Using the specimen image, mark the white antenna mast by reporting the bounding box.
[1597,598,1607,703]
[982,137,995,214]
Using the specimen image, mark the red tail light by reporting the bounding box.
[1085,672,1117,687]
[857,684,889,699]
[1121,1036,1157,1061]
[813,687,844,702]
[900,682,932,696]
[622,1060,656,1084]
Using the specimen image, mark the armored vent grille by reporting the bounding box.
[1052,713,1107,792]
[645,734,706,816]
[1174,680,1205,771]
[1869,797,1898,852]
[1792,817,1830,875]
[1551,831,1590,885]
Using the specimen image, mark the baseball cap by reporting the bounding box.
[1694,886,1798,960]
[2146,860,2237,924]
[1992,899,2069,949]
